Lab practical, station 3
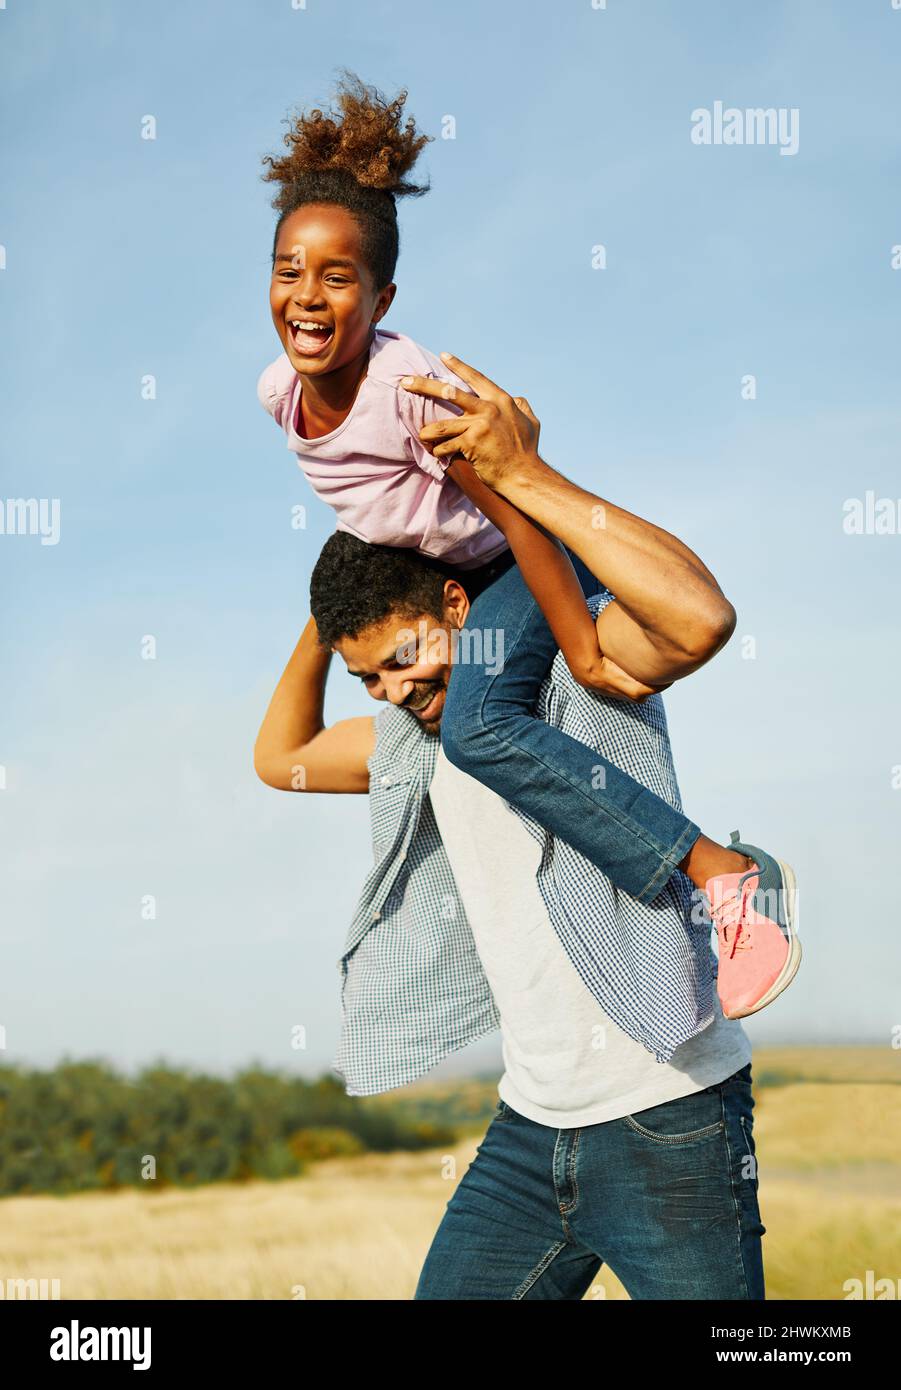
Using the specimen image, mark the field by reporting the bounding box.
[1,1046,898,1300]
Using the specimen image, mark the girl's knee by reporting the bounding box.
[440,708,486,773]
[441,673,525,774]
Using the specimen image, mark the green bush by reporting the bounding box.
[0,1062,466,1198]
[287,1127,365,1163]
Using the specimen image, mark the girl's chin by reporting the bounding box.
[287,341,337,370]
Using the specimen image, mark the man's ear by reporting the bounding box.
[442,579,470,629]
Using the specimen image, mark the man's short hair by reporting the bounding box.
[310,531,456,646]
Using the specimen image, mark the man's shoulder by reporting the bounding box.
[370,702,432,766]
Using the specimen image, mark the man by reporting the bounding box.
[253,373,773,1300]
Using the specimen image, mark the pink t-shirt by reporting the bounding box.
[257,329,508,570]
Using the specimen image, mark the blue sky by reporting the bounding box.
[1,0,899,1081]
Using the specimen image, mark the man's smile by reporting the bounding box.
[404,684,445,723]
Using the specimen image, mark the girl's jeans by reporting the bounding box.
[440,549,701,904]
[414,1064,765,1300]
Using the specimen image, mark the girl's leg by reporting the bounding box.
[440,554,700,904]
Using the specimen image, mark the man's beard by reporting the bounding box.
[403,678,446,736]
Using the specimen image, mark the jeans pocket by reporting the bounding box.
[493,1098,516,1123]
[623,1087,725,1144]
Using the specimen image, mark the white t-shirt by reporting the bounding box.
[428,747,751,1128]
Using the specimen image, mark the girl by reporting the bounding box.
[256,72,800,1022]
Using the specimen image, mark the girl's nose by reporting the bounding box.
[290,277,323,308]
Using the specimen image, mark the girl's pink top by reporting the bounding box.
[257,329,508,570]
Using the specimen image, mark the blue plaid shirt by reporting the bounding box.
[332,593,717,1096]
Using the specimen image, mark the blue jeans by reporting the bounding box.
[414,1064,765,1300]
[440,550,701,904]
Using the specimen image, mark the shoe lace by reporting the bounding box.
[712,867,759,959]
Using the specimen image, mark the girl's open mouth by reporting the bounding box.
[288,319,335,357]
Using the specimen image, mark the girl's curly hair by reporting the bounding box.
[261,71,432,290]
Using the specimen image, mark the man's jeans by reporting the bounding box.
[414,1064,765,1300]
[440,550,701,905]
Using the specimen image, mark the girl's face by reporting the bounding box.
[269,204,395,377]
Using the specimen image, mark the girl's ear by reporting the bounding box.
[371,281,397,325]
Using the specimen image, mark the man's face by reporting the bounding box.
[336,609,459,736]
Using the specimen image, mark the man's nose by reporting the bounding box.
[384,676,414,707]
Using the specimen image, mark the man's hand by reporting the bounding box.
[400,353,541,490]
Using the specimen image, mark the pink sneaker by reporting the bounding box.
[706,831,801,1020]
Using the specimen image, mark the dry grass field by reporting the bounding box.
[1,1046,897,1301]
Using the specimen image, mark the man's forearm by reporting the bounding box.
[448,455,668,699]
[494,452,735,667]
[403,357,734,683]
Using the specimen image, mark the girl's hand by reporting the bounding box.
[579,653,671,703]
[400,353,541,490]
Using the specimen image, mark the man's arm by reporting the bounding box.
[446,456,667,701]
[403,356,735,690]
[492,456,736,688]
[254,616,375,793]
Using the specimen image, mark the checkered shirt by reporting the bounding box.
[332,592,716,1096]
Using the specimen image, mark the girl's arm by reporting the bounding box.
[447,456,666,702]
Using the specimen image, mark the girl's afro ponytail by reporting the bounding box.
[262,69,431,205]
[262,72,432,289]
